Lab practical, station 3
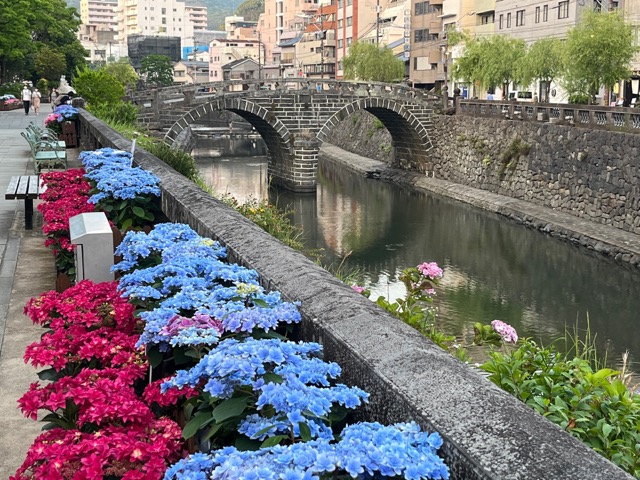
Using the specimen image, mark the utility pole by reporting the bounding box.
[320,4,324,79]
[258,31,262,80]
[376,0,381,45]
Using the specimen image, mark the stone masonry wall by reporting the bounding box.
[328,112,640,234]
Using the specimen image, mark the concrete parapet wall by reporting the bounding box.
[78,110,632,480]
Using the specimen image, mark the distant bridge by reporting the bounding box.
[132,79,443,192]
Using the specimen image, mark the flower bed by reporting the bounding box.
[0,98,22,111]
[12,148,450,480]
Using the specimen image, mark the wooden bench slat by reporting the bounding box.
[5,176,19,199]
[15,176,29,199]
[26,175,40,198]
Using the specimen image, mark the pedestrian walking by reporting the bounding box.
[22,85,32,115]
[32,88,41,115]
[50,88,58,110]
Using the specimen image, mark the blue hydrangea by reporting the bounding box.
[85,164,161,203]
[164,422,449,480]
[79,147,132,171]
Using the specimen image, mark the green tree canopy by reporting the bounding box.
[34,46,67,84]
[102,59,139,91]
[140,54,174,87]
[451,35,526,97]
[343,42,404,83]
[564,11,636,101]
[520,38,565,89]
[72,67,124,106]
[235,0,264,22]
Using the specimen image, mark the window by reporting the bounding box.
[161,7,166,14]
[507,12,511,28]
[162,17,166,24]
[347,0,352,5]
[346,37,352,46]
[481,13,494,25]
[558,1,569,19]
[415,1,433,15]
[338,39,343,48]
[499,14,503,29]
[346,16,352,26]
[338,0,342,7]
[535,6,540,23]
[414,29,429,42]
[543,4,548,21]
[338,19,343,28]
[516,9,524,26]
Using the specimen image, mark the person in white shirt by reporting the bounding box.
[22,86,32,115]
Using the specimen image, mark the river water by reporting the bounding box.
[195,136,640,364]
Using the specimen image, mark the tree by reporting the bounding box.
[140,54,174,87]
[0,0,32,82]
[519,38,565,101]
[343,42,404,83]
[451,35,526,98]
[564,11,636,103]
[235,0,264,22]
[72,67,124,106]
[102,59,139,91]
[34,46,67,84]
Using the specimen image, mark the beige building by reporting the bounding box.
[81,0,119,33]
[208,38,261,81]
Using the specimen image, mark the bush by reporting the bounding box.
[88,101,138,126]
[137,138,200,181]
[0,82,22,98]
[482,340,640,477]
[72,67,124,106]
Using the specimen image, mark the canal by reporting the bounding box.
[195,136,640,364]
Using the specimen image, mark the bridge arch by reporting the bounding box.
[317,97,434,172]
[164,97,296,184]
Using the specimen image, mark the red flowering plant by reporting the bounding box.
[38,169,94,277]
[23,280,144,380]
[10,418,183,480]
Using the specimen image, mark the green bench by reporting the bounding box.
[4,175,46,230]
[26,123,66,149]
[21,128,67,174]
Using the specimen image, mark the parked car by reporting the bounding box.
[508,91,534,102]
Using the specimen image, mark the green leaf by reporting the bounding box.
[262,373,284,384]
[252,299,270,308]
[132,206,147,218]
[182,411,214,439]
[146,345,164,368]
[212,396,249,423]
[202,422,224,441]
[37,367,59,381]
[261,434,289,448]
[234,436,261,451]
[120,217,133,232]
[298,422,312,442]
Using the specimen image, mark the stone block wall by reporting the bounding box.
[78,109,632,480]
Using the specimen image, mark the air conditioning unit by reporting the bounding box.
[69,212,114,283]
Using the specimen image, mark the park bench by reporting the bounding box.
[4,175,46,230]
[21,129,67,174]
[26,123,66,149]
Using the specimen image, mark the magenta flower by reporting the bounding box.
[417,262,444,280]
[351,285,365,294]
[491,320,518,343]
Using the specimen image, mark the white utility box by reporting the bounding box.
[69,212,114,283]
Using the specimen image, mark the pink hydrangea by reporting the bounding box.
[351,285,366,294]
[491,319,518,344]
[417,262,443,280]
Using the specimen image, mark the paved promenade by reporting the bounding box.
[0,107,79,478]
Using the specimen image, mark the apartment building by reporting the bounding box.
[186,5,209,32]
[208,38,261,80]
[81,0,119,33]
[116,0,202,48]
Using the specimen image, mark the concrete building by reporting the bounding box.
[208,38,261,81]
[80,0,119,33]
[186,5,208,32]
[173,60,209,84]
[116,0,204,49]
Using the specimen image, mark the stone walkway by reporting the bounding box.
[0,107,79,478]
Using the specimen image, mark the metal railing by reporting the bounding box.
[457,98,640,131]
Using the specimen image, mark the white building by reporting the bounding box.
[116,0,206,49]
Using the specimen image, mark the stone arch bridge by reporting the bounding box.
[133,79,443,192]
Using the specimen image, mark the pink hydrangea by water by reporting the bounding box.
[491,319,518,344]
[417,262,444,280]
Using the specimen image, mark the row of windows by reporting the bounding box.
[337,0,353,7]
[414,28,438,42]
[415,1,441,15]
[144,7,177,12]
[498,1,569,29]
[337,37,353,48]
[144,16,181,22]
[337,17,352,28]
